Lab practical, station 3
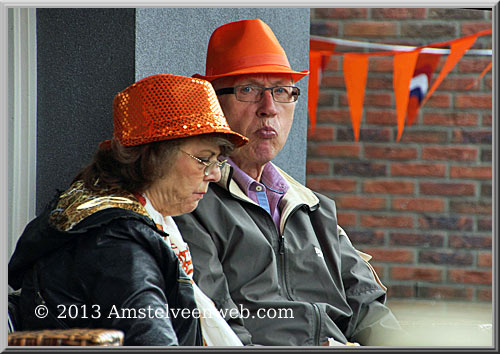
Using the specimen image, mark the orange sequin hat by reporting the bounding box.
[111,74,248,147]
[192,19,309,82]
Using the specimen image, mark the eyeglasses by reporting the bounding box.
[180,150,227,176]
[215,85,300,103]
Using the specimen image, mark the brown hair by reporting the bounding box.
[75,134,234,194]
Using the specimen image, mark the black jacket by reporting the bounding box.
[8,183,202,346]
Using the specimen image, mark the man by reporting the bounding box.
[174,18,404,346]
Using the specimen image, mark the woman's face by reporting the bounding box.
[144,136,222,216]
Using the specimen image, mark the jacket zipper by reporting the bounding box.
[278,205,304,301]
[311,303,322,346]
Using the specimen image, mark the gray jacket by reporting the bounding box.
[174,163,403,346]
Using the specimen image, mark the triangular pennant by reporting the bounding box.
[308,39,335,136]
[393,50,421,141]
[308,50,323,136]
[406,53,442,126]
[465,61,492,89]
[343,53,369,142]
[421,34,479,107]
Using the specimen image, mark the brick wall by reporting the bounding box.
[308,8,492,302]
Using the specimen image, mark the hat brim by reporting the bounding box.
[193,64,309,83]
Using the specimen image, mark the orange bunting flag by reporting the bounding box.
[420,33,480,107]
[343,53,369,142]
[465,61,492,89]
[393,50,421,141]
[308,39,336,135]
[406,53,442,127]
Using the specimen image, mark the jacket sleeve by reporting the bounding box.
[174,213,254,345]
[337,226,406,345]
[76,228,181,346]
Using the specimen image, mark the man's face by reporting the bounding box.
[213,74,296,169]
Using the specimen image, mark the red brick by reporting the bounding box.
[366,76,393,90]
[306,160,329,175]
[344,21,397,37]
[364,146,417,160]
[478,217,492,231]
[361,248,414,263]
[360,215,413,228]
[307,126,334,141]
[324,56,340,71]
[482,113,492,126]
[455,94,492,109]
[310,22,339,37]
[426,93,451,108]
[391,163,446,177]
[390,232,445,247]
[391,266,442,282]
[337,212,356,226]
[417,286,473,301]
[422,147,477,161]
[419,215,473,231]
[306,178,356,192]
[311,144,361,158]
[364,93,393,107]
[477,252,492,267]
[452,130,491,144]
[369,57,393,73]
[418,250,473,266]
[458,58,494,73]
[423,112,479,126]
[321,74,345,89]
[450,166,492,179]
[450,200,492,215]
[314,8,368,19]
[448,269,491,285]
[365,110,396,125]
[335,196,386,210]
[477,288,492,302]
[420,182,475,196]
[401,23,456,37]
[449,235,492,249]
[363,180,414,194]
[317,109,351,124]
[317,92,334,106]
[484,76,492,90]
[392,198,445,212]
[439,76,480,91]
[399,131,448,143]
[372,8,427,19]
[387,285,414,298]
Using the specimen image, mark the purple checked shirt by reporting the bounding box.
[226,157,289,233]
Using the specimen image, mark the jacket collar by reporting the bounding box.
[218,162,319,232]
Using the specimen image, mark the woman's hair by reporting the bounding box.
[75,134,235,193]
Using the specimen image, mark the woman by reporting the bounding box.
[8,74,248,346]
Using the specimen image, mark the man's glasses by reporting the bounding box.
[215,85,300,103]
[181,150,227,176]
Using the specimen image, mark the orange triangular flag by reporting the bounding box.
[343,53,369,142]
[393,50,420,141]
[421,34,479,107]
[308,39,336,136]
[465,61,492,89]
[308,50,323,136]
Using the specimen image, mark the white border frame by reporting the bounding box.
[8,7,37,258]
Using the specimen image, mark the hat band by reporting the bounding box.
[207,54,291,76]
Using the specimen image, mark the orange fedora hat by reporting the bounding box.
[112,74,248,147]
[193,19,309,82]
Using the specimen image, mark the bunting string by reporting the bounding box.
[308,29,492,141]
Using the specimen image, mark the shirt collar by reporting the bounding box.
[226,157,289,195]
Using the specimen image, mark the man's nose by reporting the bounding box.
[257,90,278,117]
